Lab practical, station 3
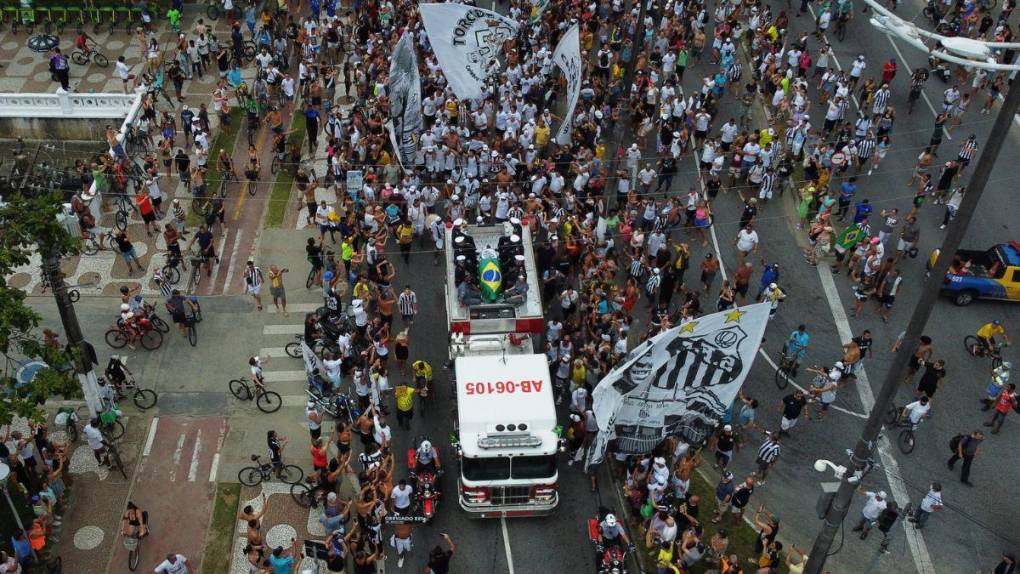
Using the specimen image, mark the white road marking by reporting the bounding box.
[287,303,323,312]
[815,264,935,574]
[224,228,243,292]
[281,394,312,407]
[262,324,304,335]
[209,453,221,483]
[188,429,204,482]
[210,419,227,482]
[142,417,159,457]
[755,348,868,419]
[169,432,186,482]
[500,517,516,574]
[263,370,307,383]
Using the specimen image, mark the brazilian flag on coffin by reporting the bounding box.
[479,258,503,302]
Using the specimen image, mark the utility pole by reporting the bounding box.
[805,78,1020,573]
[16,145,104,418]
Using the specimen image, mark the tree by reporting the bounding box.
[0,190,83,424]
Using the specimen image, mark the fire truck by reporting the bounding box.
[444,220,560,518]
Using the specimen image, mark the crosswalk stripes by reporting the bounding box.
[259,300,325,408]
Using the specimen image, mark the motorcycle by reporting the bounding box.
[306,386,359,425]
[407,436,443,523]
[588,512,631,574]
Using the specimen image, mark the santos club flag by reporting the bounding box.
[388,31,422,168]
[552,24,581,145]
[585,303,771,469]
[419,3,518,101]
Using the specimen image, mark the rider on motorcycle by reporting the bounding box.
[415,439,441,477]
[597,513,633,552]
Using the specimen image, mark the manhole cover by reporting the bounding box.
[73,525,104,550]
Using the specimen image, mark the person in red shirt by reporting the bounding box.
[984,383,1017,434]
[882,58,898,84]
[135,189,156,236]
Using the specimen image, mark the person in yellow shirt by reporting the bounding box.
[394,382,418,430]
[395,219,414,264]
[535,119,551,147]
[976,320,1010,353]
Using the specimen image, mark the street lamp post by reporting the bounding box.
[804,12,1020,573]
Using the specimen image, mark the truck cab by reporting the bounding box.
[452,346,560,518]
[930,241,1020,306]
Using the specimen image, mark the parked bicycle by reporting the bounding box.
[229,376,282,412]
[59,405,126,442]
[237,453,302,486]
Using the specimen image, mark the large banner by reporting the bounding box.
[388,31,422,168]
[552,24,581,145]
[419,3,518,101]
[586,304,771,468]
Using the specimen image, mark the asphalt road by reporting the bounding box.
[24,3,1020,573]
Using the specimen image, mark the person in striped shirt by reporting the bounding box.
[397,285,418,326]
[244,260,264,311]
[755,431,782,485]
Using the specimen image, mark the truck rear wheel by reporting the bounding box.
[953,290,976,306]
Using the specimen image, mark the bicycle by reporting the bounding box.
[105,321,163,351]
[964,336,1008,369]
[102,376,158,410]
[39,274,97,303]
[245,172,259,197]
[71,46,109,67]
[883,404,927,454]
[106,437,128,479]
[229,376,282,412]
[61,405,126,442]
[237,453,303,486]
[159,253,183,286]
[124,530,142,570]
[205,0,221,20]
[81,229,110,256]
[774,344,800,390]
[112,193,135,232]
[185,304,201,347]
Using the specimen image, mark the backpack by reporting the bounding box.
[949,434,964,453]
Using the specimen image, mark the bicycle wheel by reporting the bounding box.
[206,3,219,20]
[133,388,158,410]
[291,481,314,507]
[963,335,981,357]
[71,50,87,65]
[82,237,99,256]
[278,464,304,484]
[69,289,80,303]
[115,210,128,231]
[898,429,916,454]
[248,180,257,196]
[94,52,109,67]
[163,265,181,285]
[187,322,197,347]
[192,199,211,216]
[140,329,163,350]
[150,315,170,334]
[66,420,79,442]
[104,419,125,440]
[305,267,316,289]
[105,329,129,349]
[229,379,251,400]
[256,390,282,413]
[285,341,302,358]
[238,466,263,486]
[774,363,791,390]
[128,542,140,571]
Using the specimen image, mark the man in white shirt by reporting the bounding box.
[734,224,759,265]
[908,482,943,528]
[902,395,931,425]
[389,478,414,514]
[84,418,108,466]
[154,553,190,574]
[852,490,887,539]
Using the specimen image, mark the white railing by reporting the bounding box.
[0,89,143,119]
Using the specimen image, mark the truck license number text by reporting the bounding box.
[464,380,544,395]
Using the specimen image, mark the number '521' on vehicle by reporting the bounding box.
[929,241,1020,306]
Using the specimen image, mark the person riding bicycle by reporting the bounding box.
[597,513,634,553]
[900,395,932,427]
[167,289,199,338]
[785,325,810,377]
[121,501,149,539]
[976,320,1010,354]
[105,355,133,392]
[217,148,236,181]
[75,32,96,57]
[414,439,441,476]
[245,146,261,188]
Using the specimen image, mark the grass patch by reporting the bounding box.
[187,108,244,228]
[202,482,241,574]
[622,465,791,574]
[264,111,308,228]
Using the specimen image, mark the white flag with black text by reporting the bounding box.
[552,24,581,145]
